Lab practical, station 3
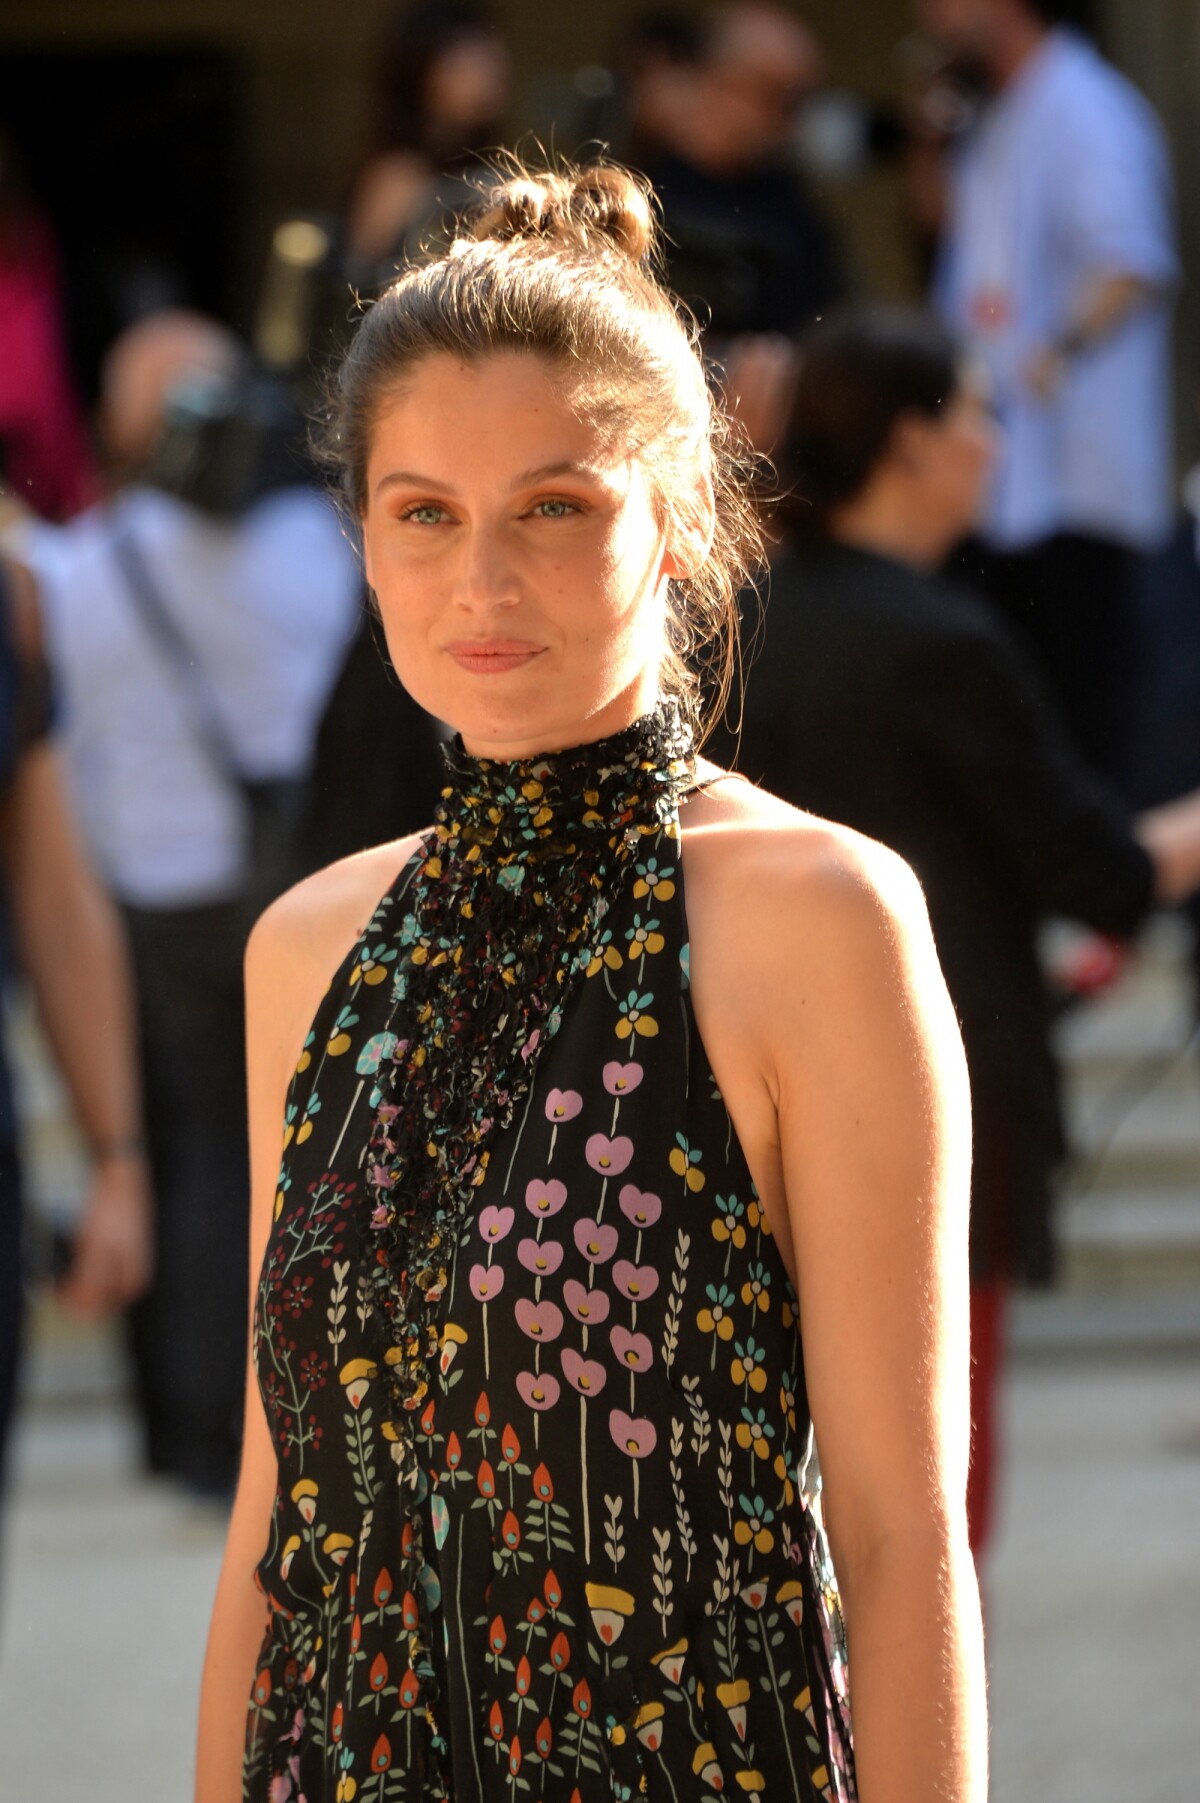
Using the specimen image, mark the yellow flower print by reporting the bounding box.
[711,1193,746,1247]
[733,1491,775,1554]
[324,1000,359,1058]
[616,989,659,1039]
[439,1320,468,1377]
[746,1191,772,1236]
[697,1282,736,1340]
[773,1449,796,1506]
[730,1336,768,1393]
[669,1133,705,1191]
[740,1259,771,1313]
[291,1476,319,1522]
[735,1406,775,1460]
[350,942,396,988]
[586,929,624,977]
[625,913,665,959]
[632,855,677,903]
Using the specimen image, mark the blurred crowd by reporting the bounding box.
[1,0,1198,1562]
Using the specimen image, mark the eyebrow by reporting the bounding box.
[373,460,605,498]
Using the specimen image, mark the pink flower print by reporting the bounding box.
[609,1326,654,1372]
[516,1370,561,1411]
[515,1298,564,1343]
[479,1205,515,1243]
[612,1260,659,1302]
[525,1178,568,1218]
[573,1219,619,1264]
[585,1133,634,1176]
[517,1237,564,1277]
[545,1088,583,1122]
[561,1348,608,1395]
[469,1264,505,1302]
[618,1185,662,1229]
[562,1279,611,1325]
[609,1409,657,1458]
[602,1061,645,1096]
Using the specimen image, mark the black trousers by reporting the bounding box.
[122,899,249,1494]
[954,533,1139,792]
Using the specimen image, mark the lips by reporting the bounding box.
[445,640,544,674]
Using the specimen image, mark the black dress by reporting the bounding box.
[727,540,1154,1283]
[244,707,855,1802]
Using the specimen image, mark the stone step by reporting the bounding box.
[1007,1283,1200,1356]
[1061,1087,1200,1187]
[1058,1187,1200,1287]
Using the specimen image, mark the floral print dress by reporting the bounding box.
[245,707,855,1803]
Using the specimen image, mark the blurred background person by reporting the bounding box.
[918,0,1179,790]
[16,310,358,1498]
[0,122,96,522]
[0,553,151,1499]
[632,1,849,344]
[611,8,704,169]
[342,1,512,287]
[731,306,1200,1557]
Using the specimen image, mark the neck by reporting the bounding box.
[458,671,662,764]
[985,13,1051,90]
[827,489,948,574]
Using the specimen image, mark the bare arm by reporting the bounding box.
[763,835,984,1802]
[1135,790,1200,906]
[196,838,420,1801]
[2,735,152,1315]
[194,902,297,1803]
[1027,271,1164,400]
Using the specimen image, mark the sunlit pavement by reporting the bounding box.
[1,1293,1197,1803]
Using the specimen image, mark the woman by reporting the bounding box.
[0,554,152,1493]
[731,304,1200,1556]
[198,169,986,1802]
[343,2,512,284]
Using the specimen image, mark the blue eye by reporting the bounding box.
[403,504,445,525]
[533,499,576,518]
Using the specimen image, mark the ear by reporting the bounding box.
[662,470,717,582]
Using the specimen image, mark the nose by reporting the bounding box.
[452,521,520,614]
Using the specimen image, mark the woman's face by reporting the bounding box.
[910,370,997,546]
[425,34,511,133]
[360,352,677,759]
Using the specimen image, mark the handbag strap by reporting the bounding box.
[108,510,250,796]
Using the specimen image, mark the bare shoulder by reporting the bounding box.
[247,833,426,993]
[244,833,428,1097]
[682,765,932,977]
[678,769,964,1287]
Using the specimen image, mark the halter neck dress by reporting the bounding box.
[244,708,856,1803]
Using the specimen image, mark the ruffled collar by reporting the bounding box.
[436,696,696,857]
[359,695,694,1786]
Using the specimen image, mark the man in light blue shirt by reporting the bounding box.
[921,0,1180,784]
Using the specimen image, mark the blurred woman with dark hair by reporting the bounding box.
[734,304,1200,1556]
[343,2,512,282]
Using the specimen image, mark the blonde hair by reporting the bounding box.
[320,157,764,741]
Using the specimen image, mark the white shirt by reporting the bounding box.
[935,30,1179,552]
[25,486,359,907]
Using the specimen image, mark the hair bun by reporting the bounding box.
[468,162,657,266]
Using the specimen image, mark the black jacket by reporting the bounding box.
[728,540,1154,1282]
